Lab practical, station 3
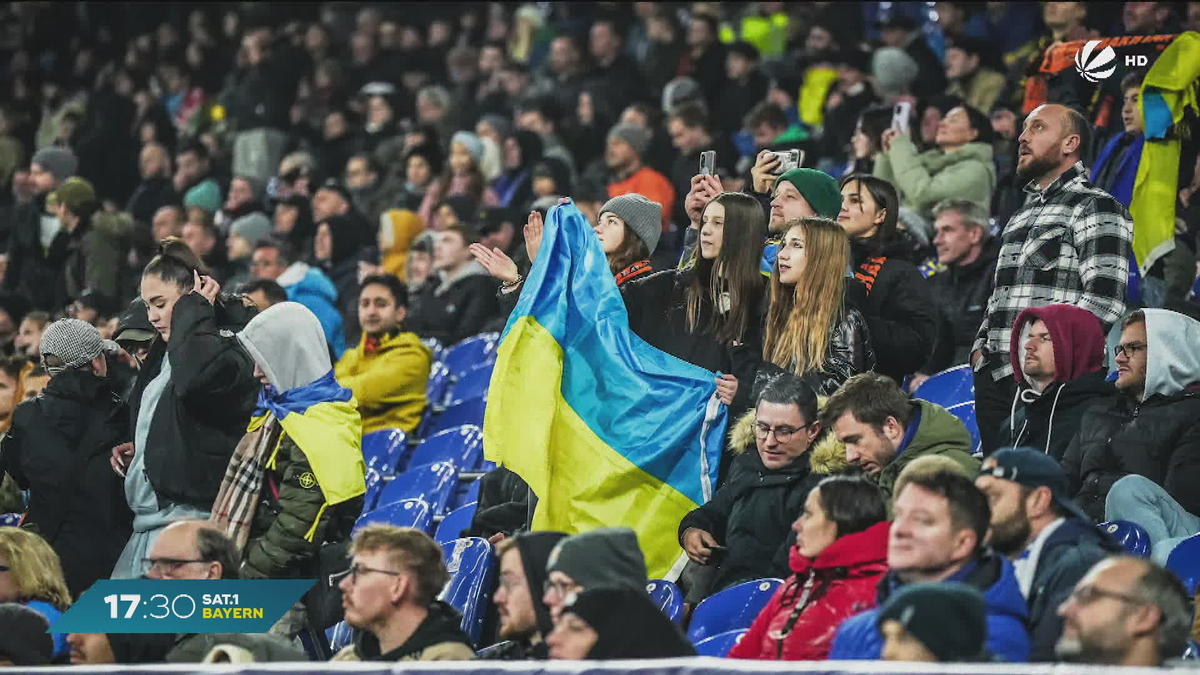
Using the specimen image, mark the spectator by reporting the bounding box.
[50,177,130,307]
[335,275,432,435]
[378,209,426,279]
[666,103,737,229]
[730,476,889,660]
[837,175,938,382]
[542,527,648,621]
[492,130,543,211]
[758,217,875,395]
[997,306,1113,460]
[273,195,317,253]
[333,525,474,661]
[820,373,978,502]
[5,146,76,310]
[605,124,675,233]
[546,586,696,659]
[971,104,1132,454]
[406,233,436,300]
[587,19,642,112]
[744,102,811,156]
[976,448,1123,661]
[310,180,373,247]
[237,278,287,312]
[442,131,493,206]
[823,51,880,164]
[480,532,568,661]
[313,215,371,309]
[126,143,176,228]
[715,42,769,138]
[343,154,390,227]
[944,37,1006,114]
[1,319,130,599]
[680,375,825,597]
[20,364,48,400]
[871,47,921,102]
[12,310,48,358]
[0,293,30,355]
[250,238,346,358]
[174,142,221,207]
[0,604,54,666]
[397,143,445,227]
[829,466,1030,662]
[216,175,264,235]
[844,106,894,176]
[1057,556,1191,666]
[111,239,259,579]
[406,225,500,347]
[0,528,71,660]
[878,583,989,662]
[181,214,227,281]
[1074,310,1200,555]
[151,205,185,245]
[516,97,575,178]
[224,212,272,289]
[142,519,239,580]
[877,16,946,100]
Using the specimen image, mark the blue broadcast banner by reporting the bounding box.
[49,579,314,634]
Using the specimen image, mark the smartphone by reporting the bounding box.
[699,150,716,176]
[892,101,912,136]
[771,149,804,174]
[707,544,729,563]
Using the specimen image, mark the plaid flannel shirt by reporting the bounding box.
[973,162,1132,381]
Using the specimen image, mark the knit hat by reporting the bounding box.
[451,131,484,162]
[229,211,273,245]
[30,146,78,181]
[0,604,53,666]
[546,527,648,592]
[877,582,987,662]
[872,47,920,97]
[661,77,703,113]
[599,194,662,255]
[607,124,651,159]
[512,531,570,639]
[775,168,842,219]
[184,179,222,214]
[562,587,696,659]
[39,318,119,372]
[49,176,97,213]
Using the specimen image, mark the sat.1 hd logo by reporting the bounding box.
[1075,40,1118,82]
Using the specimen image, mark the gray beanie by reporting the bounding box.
[230,212,273,244]
[600,194,662,256]
[547,527,648,592]
[31,147,78,182]
[608,124,651,159]
[871,47,920,97]
[451,131,484,162]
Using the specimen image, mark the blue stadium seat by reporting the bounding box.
[427,396,487,436]
[687,578,783,643]
[646,579,683,624]
[439,537,498,646]
[451,478,483,510]
[421,337,445,363]
[377,461,459,515]
[1184,640,1200,660]
[1099,520,1152,557]
[426,361,451,412]
[409,425,484,473]
[446,363,493,404]
[0,513,22,527]
[946,402,982,455]
[694,628,748,657]
[435,502,478,546]
[913,364,975,409]
[362,468,384,512]
[328,621,356,654]
[1167,534,1200,595]
[442,333,500,377]
[361,428,409,477]
[353,498,433,534]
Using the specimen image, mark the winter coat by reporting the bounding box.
[876,400,979,502]
[1062,309,1200,521]
[946,68,1008,114]
[4,195,63,310]
[464,467,535,539]
[50,210,132,303]
[276,262,346,358]
[1,369,132,599]
[829,549,1031,663]
[127,294,260,510]
[728,521,890,660]
[407,262,501,348]
[678,411,825,592]
[851,236,939,382]
[335,331,432,435]
[473,531,570,661]
[739,303,876,398]
[923,238,999,373]
[875,136,997,221]
[126,177,177,227]
[332,601,475,661]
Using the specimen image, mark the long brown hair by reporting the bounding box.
[764,217,849,374]
[683,192,765,345]
[607,221,650,275]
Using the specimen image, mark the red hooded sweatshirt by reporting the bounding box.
[1008,304,1107,390]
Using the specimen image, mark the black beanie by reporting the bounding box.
[546,527,648,593]
[512,531,569,639]
[562,586,695,659]
[877,582,987,662]
[0,604,53,666]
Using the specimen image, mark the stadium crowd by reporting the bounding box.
[0,0,1199,668]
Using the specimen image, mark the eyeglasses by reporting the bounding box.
[1068,584,1146,607]
[498,573,524,592]
[345,563,404,585]
[1114,341,1147,358]
[140,557,209,576]
[543,578,578,598]
[754,421,807,443]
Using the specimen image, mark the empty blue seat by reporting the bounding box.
[426,361,451,412]
[439,537,498,646]
[442,333,500,377]
[694,628,747,657]
[1167,534,1200,595]
[687,578,784,643]
[0,513,22,527]
[435,502,478,546]
[362,468,384,512]
[1099,520,1151,557]
[377,461,459,515]
[328,621,356,653]
[946,402,982,455]
[446,363,493,404]
[409,425,484,473]
[361,428,409,476]
[451,478,483,510]
[428,397,487,436]
[646,579,683,624]
[913,364,975,409]
[353,498,433,534]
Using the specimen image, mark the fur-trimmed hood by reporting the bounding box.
[728,403,850,476]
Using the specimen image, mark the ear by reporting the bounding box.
[1062,132,1081,157]
[1126,602,1162,639]
[951,528,979,561]
[805,421,822,445]
[1026,486,1055,519]
[883,416,905,443]
[874,207,887,226]
[969,225,984,246]
[395,306,408,323]
[389,573,412,606]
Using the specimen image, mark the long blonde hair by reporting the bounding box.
[764,218,849,375]
[0,528,72,610]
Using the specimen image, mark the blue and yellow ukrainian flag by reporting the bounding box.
[483,203,728,580]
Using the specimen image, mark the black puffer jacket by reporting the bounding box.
[128,293,260,509]
[923,238,1000,373]
[1,369,131,599]
[407,264,501,347]
[850,235,938,382]
[739,302,876,398]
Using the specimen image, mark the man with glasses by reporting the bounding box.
[478,532,568,660]
[332,524,473,662]
[1064,309,1200,559]
[542,527,648,623]
[678,374,824,600]
[1056,556,1191,666]
[142,519,239,580]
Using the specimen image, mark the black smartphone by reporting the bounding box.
[707,544,729,563]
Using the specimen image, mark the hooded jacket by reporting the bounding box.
[850,235,939,382]
[729,521,890,661]
[407,261,501,348]
[276,262,346,358]
[875,136,997,220]
[477,531,570,661]
[1000,305,1114,460]
[333,600,475,661]
[828,549,1031,662]
[1062,309,1200,521]
[335,330,431,435]
[380,209,426,278]
[876,400,980,502]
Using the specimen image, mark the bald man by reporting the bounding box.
[142,520,239,580]
[128,143,177,226]
[970,103,1132,454]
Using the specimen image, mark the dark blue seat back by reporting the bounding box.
[687,578,783,643]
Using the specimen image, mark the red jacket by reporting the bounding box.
[728,521,889,660]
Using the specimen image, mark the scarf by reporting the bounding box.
[210,415,280,551]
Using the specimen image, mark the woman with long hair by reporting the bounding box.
[760,217,875,395]
[836,174,937,383]
[0,528,72,660]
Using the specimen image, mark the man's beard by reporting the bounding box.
[1016,151,1061,184]
[988,504,1032,557]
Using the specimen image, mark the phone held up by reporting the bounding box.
[891,101,912,136]
[699,150,716,176]
[770,149,804,175]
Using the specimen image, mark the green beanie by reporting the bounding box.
[183,179,222,215]
[774,168,841,219]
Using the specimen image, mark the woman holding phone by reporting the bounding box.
[110,238,260,578]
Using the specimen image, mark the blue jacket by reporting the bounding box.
[829,550,1031,663]
[282,265,346,358]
